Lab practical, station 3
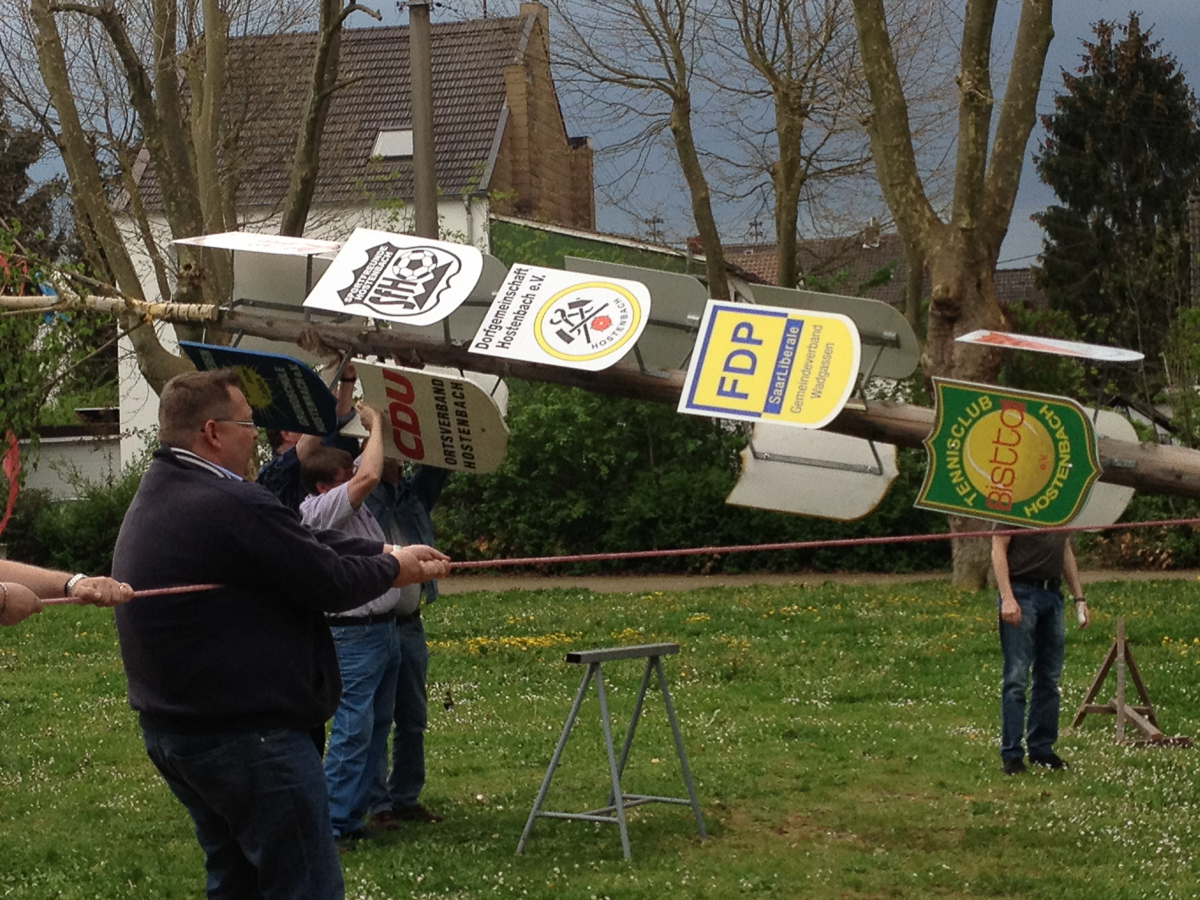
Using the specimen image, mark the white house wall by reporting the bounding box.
[18,435,121,501]
[117,197,490,469]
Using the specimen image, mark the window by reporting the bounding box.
[372,129,414,159]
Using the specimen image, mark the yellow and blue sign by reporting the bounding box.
[180,341,339,436]
[678,300,861,429]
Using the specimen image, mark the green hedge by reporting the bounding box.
[2,465,143,575]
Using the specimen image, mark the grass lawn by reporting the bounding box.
[4,578,1200,899]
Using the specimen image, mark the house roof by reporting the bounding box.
[138,13,536,211]
[724,234,1047,309]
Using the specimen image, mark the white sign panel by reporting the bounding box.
[1071,410,1137,529]
[303,228,483,325]
[956,330,1144,363]
[173,232,342,257]
[356,360,508,474]
[469,264,651,371]
[726,425,898,521]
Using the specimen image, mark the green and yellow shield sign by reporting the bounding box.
[916,379,1101,527]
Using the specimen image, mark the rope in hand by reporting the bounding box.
[42,584,220,606]
[40,517,1200,605]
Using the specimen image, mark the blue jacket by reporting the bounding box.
[114,447,398,734]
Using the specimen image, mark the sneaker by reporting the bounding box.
[1002,757,1026,775]
[369,810,402,831]
[392,803,444,823]
[1029,752,1069,770]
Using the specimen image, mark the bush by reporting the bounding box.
[2,463,144,575]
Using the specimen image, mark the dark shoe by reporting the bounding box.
[369,810,402,831]
[334,827,370,853]
[392,803,443,823]
[1030,752,1068,770]
[1002,757,1026,775]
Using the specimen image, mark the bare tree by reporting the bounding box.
[549,0,731,299]
[718,0,867,288]
[851,0,1055,586]
[3,0,371,391]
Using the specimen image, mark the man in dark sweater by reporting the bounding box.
[113,369,449,900]
[992,528,1089,775]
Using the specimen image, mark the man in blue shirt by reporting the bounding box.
[366,459,450,825]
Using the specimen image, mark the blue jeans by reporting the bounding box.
[325,622,401,837]
[142,727,342,900]
[998,583,1065,760]
[368,616,429,811]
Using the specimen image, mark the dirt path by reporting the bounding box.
[440,568,1200,595]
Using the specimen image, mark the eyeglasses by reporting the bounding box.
[212,418,257,430]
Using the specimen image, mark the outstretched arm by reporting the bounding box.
[0,560,134,625]
[346,404,384,509]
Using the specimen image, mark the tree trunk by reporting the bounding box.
[30,0,190,392]
[923,226,1007,587]
[948,515,993,590]
[280,0,353,237]
[773,92,805,289]
[670,92,730,300]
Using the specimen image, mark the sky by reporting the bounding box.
[21,0,1198,271]
[996,0,1200,268]
[413,1,1200,270]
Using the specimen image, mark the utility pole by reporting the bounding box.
[409,0,438,239]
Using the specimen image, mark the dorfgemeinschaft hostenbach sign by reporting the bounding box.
[916,379,1101,527]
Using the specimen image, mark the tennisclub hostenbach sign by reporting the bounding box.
[916,379,1101,527]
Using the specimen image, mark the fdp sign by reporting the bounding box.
[678,300,860,429]
[917,379,1101,527]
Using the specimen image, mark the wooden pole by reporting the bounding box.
[408,0,438,239]
[9,293,1200,502]
[201,306,1200,501]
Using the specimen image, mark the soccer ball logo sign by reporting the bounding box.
[336,242,463,318]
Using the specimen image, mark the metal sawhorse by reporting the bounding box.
[516,642,707,859]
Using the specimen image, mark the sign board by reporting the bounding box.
[469,264,651,371]
[1071,410,1137,529]
[916,379,1102,527]
[678,300,861,429]
[356,360,508,473]
[564,256,708,372]
[303,228,483,326]
[956,330,1144,363]
[726,425,898,520]
[747,284,919,380]
[381,253,510,344]
[173,232,342,257]
[180,342,338,435]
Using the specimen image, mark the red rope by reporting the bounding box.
[42,584,221,606]
[40,517,1200,603]
[448,517,1200,570]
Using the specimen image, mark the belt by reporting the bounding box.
[395,609,421,624]
[1012,576,1061,591]
[326,610,397,627]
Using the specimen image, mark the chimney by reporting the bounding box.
[520,2,549,33]
[862,216,881,250]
